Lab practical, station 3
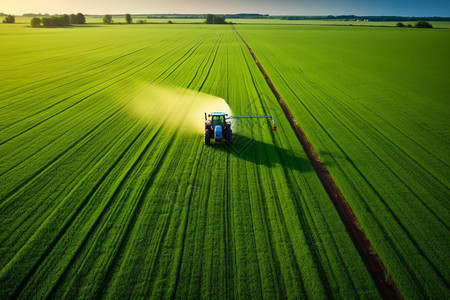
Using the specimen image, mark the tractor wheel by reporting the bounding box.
[204,130,211,146]
[227,129,232,145]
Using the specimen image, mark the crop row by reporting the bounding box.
[237,24,450,298]
[0,25,380,297]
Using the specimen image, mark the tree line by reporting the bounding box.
[204,14,227,24]
[396,21,433,28]
[31,13,86,27]
[138,13,268,19]
[103,13,227,24]
[279,15,450,21]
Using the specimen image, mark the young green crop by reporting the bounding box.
[0,24,379,298]
[237,24,450,298]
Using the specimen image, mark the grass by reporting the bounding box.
[0,24,379,298]
[237,24,450,298]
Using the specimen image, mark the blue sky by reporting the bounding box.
[1,0,449,16]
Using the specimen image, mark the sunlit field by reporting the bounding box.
[1,21,448,298]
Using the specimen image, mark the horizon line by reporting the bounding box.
[2,12,450,18]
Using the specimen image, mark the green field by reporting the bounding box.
[237,25,450,298]
[0,22,449,298]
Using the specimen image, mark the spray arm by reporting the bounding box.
[227,115,277,131]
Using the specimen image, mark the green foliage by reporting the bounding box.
[42,14,70,27]
[103,14,113,24]
[415,21,433,28]
[396,22,404,27]
[2,14,15,23]
[125,13,132,24]
[38,13,84,27]
[30,17,41,27]
[205,14,227,24]
[77,13,86,24]
[69,12,86,24]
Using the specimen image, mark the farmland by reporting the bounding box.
[0,24,379,298]
[0,22,448,298]
[237,25,450,298]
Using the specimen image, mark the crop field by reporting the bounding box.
[237,25,450,298]
[0,24,381,298]
[0,22,448,299]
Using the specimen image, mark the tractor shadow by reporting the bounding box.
[211,133,313,173]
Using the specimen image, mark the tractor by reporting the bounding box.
[204,112,276,146]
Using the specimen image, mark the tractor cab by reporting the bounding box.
[211,114,226,127]
[204,112,232,146]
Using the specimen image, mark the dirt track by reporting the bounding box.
[233,25,402,300]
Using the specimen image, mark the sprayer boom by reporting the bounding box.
[204,112,276,146]
[227,115,277,131]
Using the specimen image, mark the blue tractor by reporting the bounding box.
[204,112,276,146]
[204,112,232,146]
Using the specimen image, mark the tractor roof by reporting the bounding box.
[211,112,226,116]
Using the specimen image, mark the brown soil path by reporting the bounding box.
[232,25,402,300]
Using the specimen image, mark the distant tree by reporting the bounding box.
[77,13,86,24]
[204,14,227,24]
[70,13,86,24]
[103,14,113,24]
[396,22,404,27]
[42,17,51,27]
[406,24,413,28]
[415,21,433,28]
[61,14,70,26]
[70,13,77,24]
[167,20,173,24]
[31,17,41,27]
[216,15,227,24]
[205,14,214,24]
[125,13,132,24]
[2,14,15,23]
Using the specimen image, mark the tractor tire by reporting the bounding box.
[227,129,232,145]
[204,130,211,146]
